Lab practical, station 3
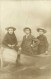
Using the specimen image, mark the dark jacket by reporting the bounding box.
[21,34,40,56]
[2,32,18,51]
[37,35,49,54]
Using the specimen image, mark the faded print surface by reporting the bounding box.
[0,1,51,79]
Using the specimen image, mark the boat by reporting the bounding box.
[0,47,50,69]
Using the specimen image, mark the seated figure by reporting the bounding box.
[37,28,49,55]
[21,27,40,56]
[2,27,18,64]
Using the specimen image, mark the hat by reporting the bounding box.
[5,27,16,31]
[37,28,47,33]
[24,27,31,33]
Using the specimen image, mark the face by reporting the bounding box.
[39,30,44,35]
[8,29,14,34]
[25,29,30,35]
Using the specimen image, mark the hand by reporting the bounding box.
[12,45,15,47]
[8,44,12,47]
[45,51,48,55]
[19,47,21,51]
[31,45,34,47]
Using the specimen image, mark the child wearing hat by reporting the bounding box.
[2,27,18,50]
[2,27,20,65]
[21,27,40,56]
[37,28,49,55]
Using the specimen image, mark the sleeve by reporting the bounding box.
[44,36,49,51]
[14,36,18,45]
[2,35,8,47]
[32,36,40,47]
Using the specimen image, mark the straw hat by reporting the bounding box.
[37,28,47,33]
[6,27,16,31]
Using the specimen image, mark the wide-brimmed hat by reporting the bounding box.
[37,28,47,33]
[5,27,16,31]
[24,27,31,33]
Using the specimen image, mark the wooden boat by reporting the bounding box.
[0,47,50,69]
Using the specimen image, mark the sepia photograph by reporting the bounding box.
[0,0,51,79]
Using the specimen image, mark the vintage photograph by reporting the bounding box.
[0,0,51,79]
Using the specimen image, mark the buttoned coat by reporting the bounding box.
[21,34,40,56]
[37,35,49,54]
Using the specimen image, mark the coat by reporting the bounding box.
[37,35,49,54]
[2,32,18,51]
[21,34,40,56]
